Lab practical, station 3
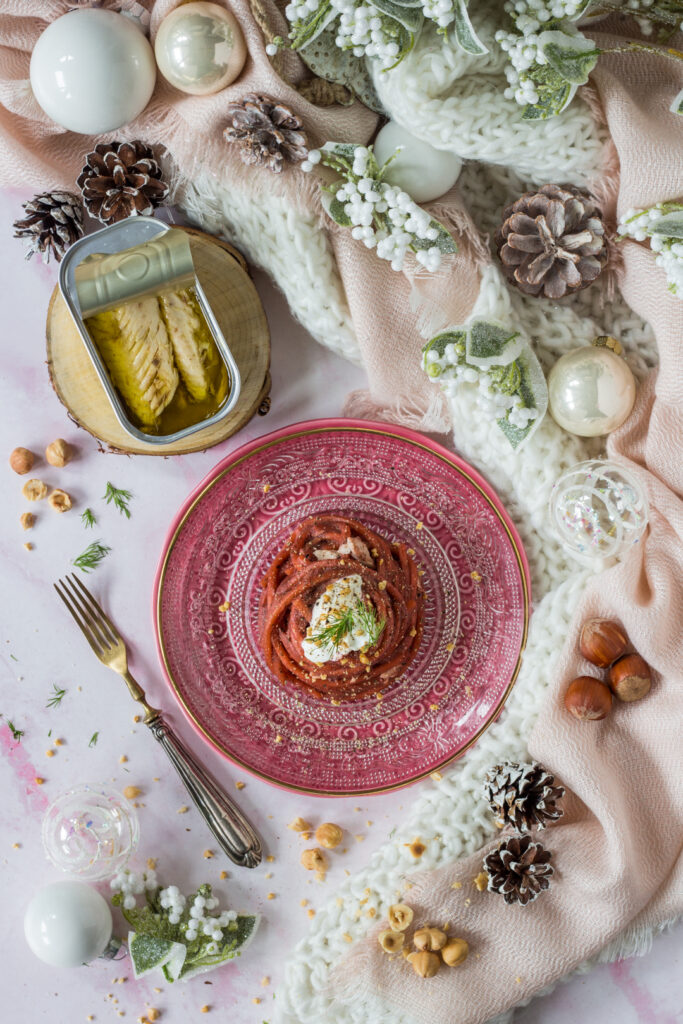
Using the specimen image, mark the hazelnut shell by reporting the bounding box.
[564,676,612,721]
[608,654,652,702]
[579,618,628,667]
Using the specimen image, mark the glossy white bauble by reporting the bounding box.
[155,2,247,96]
[373,121,462,204]
[548,346,636,437]
[30,10,156,134]
[24,881,113,967]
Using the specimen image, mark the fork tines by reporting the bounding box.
[54,573,119,657]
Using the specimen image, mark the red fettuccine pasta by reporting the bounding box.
[258,515,424,701]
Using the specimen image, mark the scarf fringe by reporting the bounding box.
[343,388,451,434]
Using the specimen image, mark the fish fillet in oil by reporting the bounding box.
[87,297,179,428]
[158,289,218,402]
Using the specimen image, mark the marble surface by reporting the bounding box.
[0,189,680,1023]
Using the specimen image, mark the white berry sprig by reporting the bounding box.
[303,142,457,273]
[618,202,683,298]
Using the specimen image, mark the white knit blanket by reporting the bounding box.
[177,11,661,1018]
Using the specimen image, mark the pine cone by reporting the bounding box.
[13,191,84,263]
[495,184,607,299]
[484,761,565,833]
[484,834,553,906]
[223,94,308,173]
[77,141,169,225]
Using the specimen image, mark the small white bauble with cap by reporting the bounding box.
[154,1,247,96]
[29,9,156,134]
[548,344,636,437]
[372,121,463,204]
[24,881,116,968]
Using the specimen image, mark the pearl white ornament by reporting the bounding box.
[24,882,114,967]
[372,122,463,204]
[549,459,649,564]
[548,346,636,437]
[30,10,156,134]
[154,2,247,96]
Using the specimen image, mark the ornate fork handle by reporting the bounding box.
[147,714,262,868]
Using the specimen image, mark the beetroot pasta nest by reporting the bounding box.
[258,515,425,701]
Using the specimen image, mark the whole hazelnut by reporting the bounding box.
[441,938,469,967]
[20,512,36,531]
[387,903,414,932]
[315,822,343,849]
[407,951,440,978]
[10,447,35,475]
[300,848,327,872]
[22,478,48,501]
[48,488,73,513]
[579,618,628,667]
[45,438,71,468]
[413,927,447,952]
[378,929,404,954]
[608,654,652,702]
[564,676,612,721]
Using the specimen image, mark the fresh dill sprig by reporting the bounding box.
[89,731,99,748]
[104,482,132,519]
[81,507,97,529]
[308,607,355,652]
[46,684,67,709]
[7,721,24,741]
[9,653,17,662]
[354,600,386,648]
[72,540,111,573]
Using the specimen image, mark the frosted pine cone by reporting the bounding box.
[13,191,84,263]
[77,141,168,225]
[484,834,553,906]
[495,184,607,299]
[484,761,565,833]
[223,94,308,173]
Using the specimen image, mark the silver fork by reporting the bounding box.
[54,573,262,868]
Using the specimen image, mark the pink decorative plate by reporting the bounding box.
[154,419,530,796]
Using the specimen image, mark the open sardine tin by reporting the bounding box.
[59,218,242,446]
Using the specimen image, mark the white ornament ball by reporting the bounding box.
[548,346,636,437]
[373,122,462,204]
[154,2,247,96]
[24,881,113,967]
[30,10,156,135]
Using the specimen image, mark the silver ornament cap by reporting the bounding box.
[548,345,636,437]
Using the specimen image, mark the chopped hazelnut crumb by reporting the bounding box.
[263,483,270,493]
[219,870,228,879]
[265,872,272,880]
[377,580,387,591]
[429,703,438,711]
[430,771,443,781]
[12,843,20,849]
[46,749,55,758]
[200,1008,210,1014]
[470,570,482,582]
[34,776,45,785]
[261,977,270,987]
[342,933,352,943]
[133,715,141,723]
[307,909,315,918]
[146,1011,160,1022]
[203,850,214,859]
[366,820,373,827]
[474,871,489,892]
[123,786,142,800]
[147,858,157,870]
[515,977,522,984]
[20,512,35,531]
[405,838,427,858]
[416,521,423,530]
[274,733,283,743]
[366,908,376,918]
[354,834,365,842]
[452,881,462,889]
[235,781,245,790]
[252,997,261,1005]
[445,642,455,652]
[267,892,276,900]
[119,755,128,763]
[300,899,308,907]
[288,816,312,832]
[266,855,275,863]
[218,601,230,612]
[177,806,189,814]
[23,542,33,551]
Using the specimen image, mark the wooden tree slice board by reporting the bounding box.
[47,228,271,456]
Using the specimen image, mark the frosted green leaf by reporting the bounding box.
[297,25,385,113]
[523,80,575,120]
[467,320,521,367]
[367,0,423,31]
[412,220,457,254]
[650,210,683,239]
[290,1,337,49]
[452,0,488,55]
[321,142,360,162]
[176,915,260,982]
[322,193,353,227]
[128,933,187,980]
[423,330,466,361]
[537,30,599,85]
[670,87,683,115]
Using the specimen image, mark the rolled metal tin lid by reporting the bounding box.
[74,228,196,317]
